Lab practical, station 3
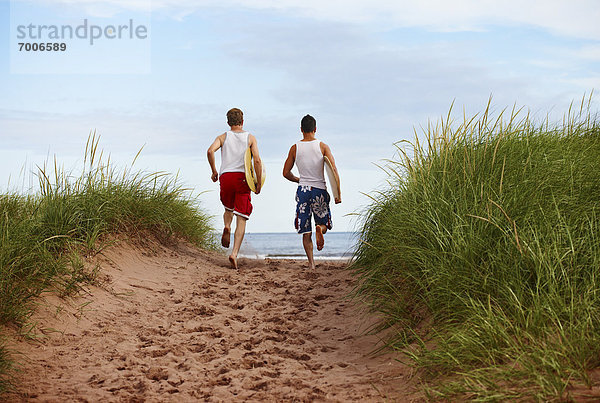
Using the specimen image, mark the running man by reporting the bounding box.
[282,114,341,270]
[207,108,262,269]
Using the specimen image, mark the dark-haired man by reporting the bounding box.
[207,108,262,269]
[282,114,341,270]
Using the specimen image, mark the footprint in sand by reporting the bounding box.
[7,244,417,402]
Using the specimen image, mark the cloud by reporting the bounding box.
[33,0,600,40]
[5,0,598,233]
[7,1,594,167]
[575,44,600,61]
[0,102,222,155]
[219,17,535,145]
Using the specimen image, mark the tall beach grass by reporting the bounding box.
[352,96,600,400]
[0,134,213,393]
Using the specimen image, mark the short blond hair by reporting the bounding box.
[227,108,243,126]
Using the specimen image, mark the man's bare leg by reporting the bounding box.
[229,214,247,269]
[302,232,316,270]
[315,224,327,251]
[222,210,233,247]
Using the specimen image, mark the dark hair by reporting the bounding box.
[227,108,243,126]
[301,114,316,133]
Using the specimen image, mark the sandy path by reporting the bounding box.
[6,240,420,402]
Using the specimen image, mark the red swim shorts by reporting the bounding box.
[219,172,252,219]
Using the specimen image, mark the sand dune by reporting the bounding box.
[6,240,421,402]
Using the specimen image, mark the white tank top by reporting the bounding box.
[220,131,248,175]
[296,140,326,190]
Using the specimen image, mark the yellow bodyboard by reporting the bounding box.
[244,147,266,193]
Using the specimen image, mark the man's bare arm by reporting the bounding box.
[282,145,299,183]
[321,142,341,203]
[207,134,225,182]
[249,134,262,194]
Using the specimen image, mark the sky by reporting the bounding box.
[0,0,599,233]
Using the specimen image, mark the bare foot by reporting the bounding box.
[221,227,231,248]
[228,255,238,269]
[316,226,324,251]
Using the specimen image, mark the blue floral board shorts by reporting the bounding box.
[294,185,333,234]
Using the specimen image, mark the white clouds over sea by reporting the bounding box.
[1,0,598,231]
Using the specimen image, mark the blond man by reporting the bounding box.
[207,108,262,269]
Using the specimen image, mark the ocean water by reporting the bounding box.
[238,232,357,260]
